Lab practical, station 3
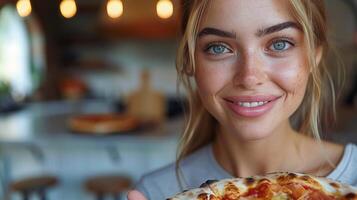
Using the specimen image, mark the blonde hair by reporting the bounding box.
[175,0,342,186]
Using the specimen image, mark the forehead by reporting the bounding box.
[200,0,296,33]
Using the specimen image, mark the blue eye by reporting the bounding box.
[269,40,293,52]
[273,41,286,50]
[205,44,231,55]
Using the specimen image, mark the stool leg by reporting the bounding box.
[113,193,121,200]
[96,193,105,200]
[38,189,47,200]
[21,191,30,200]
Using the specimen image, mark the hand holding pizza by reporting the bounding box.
[127,190,147,200]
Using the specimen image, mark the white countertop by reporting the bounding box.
[0,100,182,147]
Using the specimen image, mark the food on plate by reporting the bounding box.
[69,114,138,135]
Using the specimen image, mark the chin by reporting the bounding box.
[237,130,273,141]
[229,122,276,141]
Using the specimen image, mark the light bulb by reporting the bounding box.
[16,0,32,17]
[107,0,123,19]
[156,0,173,19]
[60,0,77,19]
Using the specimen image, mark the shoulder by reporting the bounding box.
[135,145,214,200]
[328,143,357,187]
[135,162,178,200]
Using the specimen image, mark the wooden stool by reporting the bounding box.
[85,175,131,200]
[10,176,58,200]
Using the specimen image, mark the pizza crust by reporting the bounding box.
[169,185,216,200]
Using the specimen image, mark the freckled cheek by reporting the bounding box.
[195,60,233,97]
[270,61,310,97]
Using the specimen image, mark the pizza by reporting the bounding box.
[68,114,139,135]
[168,172,357,200]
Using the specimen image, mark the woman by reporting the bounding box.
[129,0,357,199]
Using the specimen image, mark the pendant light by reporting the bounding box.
[107,0,123,19]
[60,0,77,19]
[156,0,173,19]
[16,0,32,17]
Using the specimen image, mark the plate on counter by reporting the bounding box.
[68,113,140,135]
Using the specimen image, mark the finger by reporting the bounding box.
[127,190,147,200]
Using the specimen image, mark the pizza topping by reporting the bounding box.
[201,180,219,188]
[244,178,256,186]
[259,178,272,184]
[329,182,340,189]
[282,183,307,199]
[196,193,221,200]
[344,193,357,200]
[197,193,206,200]
[299,176,321,188]
[287,173,298,179]
[303,189,336,200]
[197,193,210,200]
[277,174,297,185]
[242,179,339,200]
[271,193,290,200]
[243,182,272,199]
[223,182,240,200]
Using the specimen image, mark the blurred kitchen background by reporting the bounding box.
[0,0,356,200]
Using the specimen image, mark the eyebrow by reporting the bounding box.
[198,27,236,38]
[256,21,301,37]
[198,21,301,39]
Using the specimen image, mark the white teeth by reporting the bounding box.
[251,102,258,107]
[242,102,250,107]
[238,101,269,108]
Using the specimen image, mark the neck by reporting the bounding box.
[213,122,305,177]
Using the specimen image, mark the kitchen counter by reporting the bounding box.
[0,100,182,146]
[0,100,182,200]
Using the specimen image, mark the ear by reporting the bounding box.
[315,46,323,66]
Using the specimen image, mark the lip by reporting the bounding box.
[223,95,281,118]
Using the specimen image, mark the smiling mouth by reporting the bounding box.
[223,96,281,117]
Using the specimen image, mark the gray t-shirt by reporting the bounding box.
[136,143,357,200]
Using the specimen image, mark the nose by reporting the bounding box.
[233,50,267,89]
